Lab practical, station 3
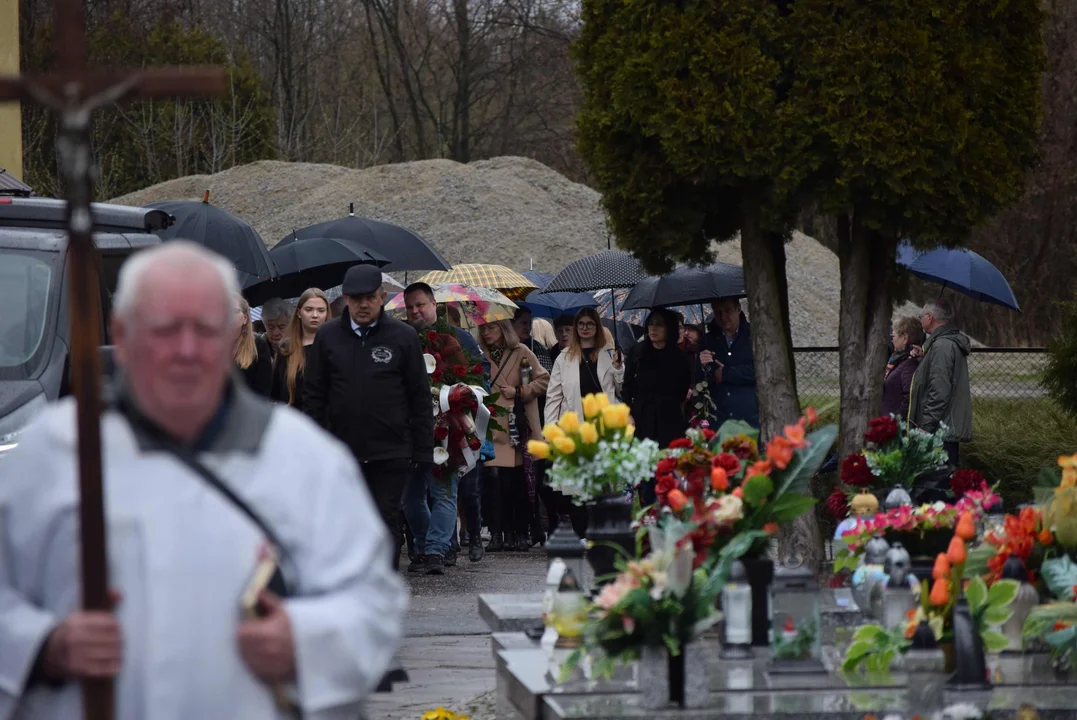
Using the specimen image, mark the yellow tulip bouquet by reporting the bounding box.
[528,393,662,502]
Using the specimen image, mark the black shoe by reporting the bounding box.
[408,556,427,573]
[530,531,546,549]
[443,548,457,567]
[460,530,471,547]
[515,534,531,552]
[469,540,484,563]
[486,533,504,552]
[424,554,445,575]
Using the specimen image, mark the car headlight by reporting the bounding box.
[0,393,47,458]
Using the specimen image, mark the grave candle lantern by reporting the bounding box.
[768,565,825,673]
[720,560,753,660]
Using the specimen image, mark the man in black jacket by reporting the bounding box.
[303,264,434,570]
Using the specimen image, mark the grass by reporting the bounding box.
[797,395,1077,505]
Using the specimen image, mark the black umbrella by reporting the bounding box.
[541,250,648,294]
[620,263,745,311]
[244,236,389,305]
[147,195,277,290]
[282,204,450,272]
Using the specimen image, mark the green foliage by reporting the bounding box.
[967,577,1019,653]
[742,474,773,507]
[841,624,911,674]
[773,619,818,661]
[1024,602,1077,642]
[1044,294,1077,419]
[1041,556,1077,602]
[780,0,1045,241]
[22,14,276,199]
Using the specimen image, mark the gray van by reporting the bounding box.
[0,197,171,458]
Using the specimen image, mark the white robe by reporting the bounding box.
[0,397,408,720]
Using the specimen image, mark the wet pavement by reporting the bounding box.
[364,549,547,719]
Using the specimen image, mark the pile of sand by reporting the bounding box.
[113,156,916,345]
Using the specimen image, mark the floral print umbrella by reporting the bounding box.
[385,282,518,329]
[594,289,713,327]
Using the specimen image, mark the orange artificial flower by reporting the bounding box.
[1039,529,1054,546]
[932,554,951,580]
[947,536,967,565]
[711,467,729,492]
[732,487,744,499]
[746,460,772,477]
[805,407,818,425]
[783,423,807,449]
[667,489,688,512]
[763,522,779,534]
[767,436,796,470]
[955,512,976,541]
[929,577,950,606]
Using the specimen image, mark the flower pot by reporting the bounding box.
[585,494,635,588]
[742,556,774,647]
[638,642,708,709]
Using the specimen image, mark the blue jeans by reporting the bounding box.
[403,465,459,557]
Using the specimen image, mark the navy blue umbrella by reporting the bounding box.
[522,270,555,290]
[897,242,1020,311]
[520,289,597,319]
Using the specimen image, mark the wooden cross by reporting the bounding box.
[0,3,225,718]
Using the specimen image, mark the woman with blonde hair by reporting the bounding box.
[234,295,273,396]
[479,319,549,552]
[270,288,329,410]
[544,307,623,426]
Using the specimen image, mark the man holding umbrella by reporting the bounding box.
[910,299,972,467]
[698,297,759,428]
[304,265,434,570]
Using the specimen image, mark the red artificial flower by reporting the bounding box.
[701,429,716,441]
[431,370,444,384]
[763,522,779,534]
[656,473,679,496]
[746,460,772,478]
[864,416,899,446]
[471,363,483,375]
[434,425,449,440]
[453,364,467,377]
[468,436,482,451]
[825,489,849,520]
[668,437,694,450]
[656,457,678,475]
[841,453,873,487]
[713,452,741,474]
[426,331,439,344]
[950,469,987,500]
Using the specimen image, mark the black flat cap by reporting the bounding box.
[342,264,382,296]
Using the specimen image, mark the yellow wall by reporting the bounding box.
[0,0,23,181]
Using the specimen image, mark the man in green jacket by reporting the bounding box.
[909,299,973,467]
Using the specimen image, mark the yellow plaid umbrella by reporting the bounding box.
[419,264,537,301]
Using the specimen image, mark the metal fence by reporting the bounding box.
[793,347,1048,400]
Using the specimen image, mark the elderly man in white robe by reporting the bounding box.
[0,241,407,720]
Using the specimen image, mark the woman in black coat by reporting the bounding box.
[623,309,692,504]
[234,295,273,396]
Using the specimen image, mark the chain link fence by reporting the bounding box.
[794,347,1048,400]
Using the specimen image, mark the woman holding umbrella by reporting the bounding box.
[271,288,330,410]
[622,309,692,506]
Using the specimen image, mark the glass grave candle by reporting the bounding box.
[768,565,825,673]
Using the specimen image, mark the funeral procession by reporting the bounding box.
[2,0,1077,718]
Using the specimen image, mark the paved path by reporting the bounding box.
[365,550,547,719]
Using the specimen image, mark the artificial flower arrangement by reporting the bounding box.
[419,316,506,479]
[421,709,469,720]
[833,484,1000,573]
[639,409,836,568]
[825,415,949,521]
[527,393,662,502]
[843,517,1020,673]
[557,520,762,679]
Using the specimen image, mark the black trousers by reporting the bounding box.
[944,441,960,468]
[361,458,411,571]
[536,463,587,537]
[484,466,531,539]
[459,463,483,541]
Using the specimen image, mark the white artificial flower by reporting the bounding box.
[711,494,744,525]
[941,702,984,720]
[433,447,450,465]
[424,353,437,374]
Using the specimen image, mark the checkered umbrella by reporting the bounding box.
[419,264,537,301]
[385,282,518,329]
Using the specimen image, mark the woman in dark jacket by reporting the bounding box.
[880,315,926,419]
[234,295,273,396]
[271,288,330,411]
[623,309,692,504]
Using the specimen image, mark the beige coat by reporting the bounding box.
[486,344,550,468]
[544,348,623,426]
